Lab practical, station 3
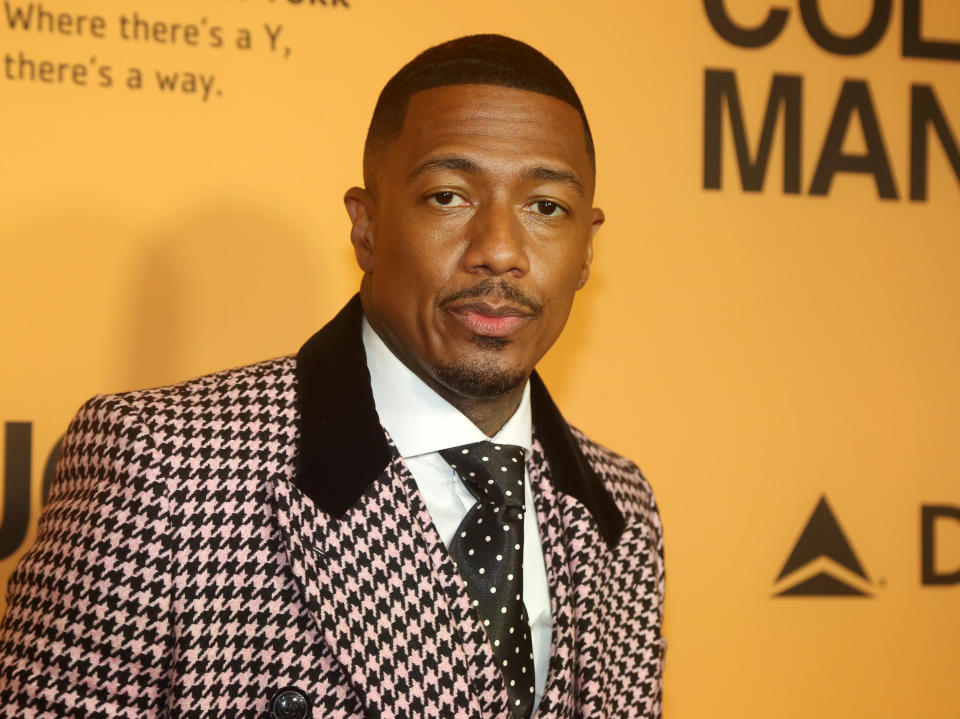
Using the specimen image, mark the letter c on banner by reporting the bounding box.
[703,0,789,48]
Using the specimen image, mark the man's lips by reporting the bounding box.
[446,302,532,337]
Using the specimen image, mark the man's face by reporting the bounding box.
[346,83,604,400]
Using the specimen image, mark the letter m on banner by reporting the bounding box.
[703,69,802,193]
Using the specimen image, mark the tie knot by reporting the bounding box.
[440,441,526,508]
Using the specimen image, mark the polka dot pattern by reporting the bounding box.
[440,441,534,719]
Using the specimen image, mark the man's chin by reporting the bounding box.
[435,358,528,399]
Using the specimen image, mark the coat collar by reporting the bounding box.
[294,295,624,547]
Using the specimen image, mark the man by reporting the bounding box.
[0,34,664,718]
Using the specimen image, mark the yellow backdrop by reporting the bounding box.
[2,1,959,716]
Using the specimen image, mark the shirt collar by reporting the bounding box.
[362,316,532,459]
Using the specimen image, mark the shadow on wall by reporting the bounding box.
[120,199,334,392]
[1,198,340,402]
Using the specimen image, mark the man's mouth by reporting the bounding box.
[446,301,532,337]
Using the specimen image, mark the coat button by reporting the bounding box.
[270,687,310,719]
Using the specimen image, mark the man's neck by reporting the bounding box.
[429,383,525,437]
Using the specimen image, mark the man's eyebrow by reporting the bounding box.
[407,156,481,184]
[407,158,585,197]
[525,167,584,197]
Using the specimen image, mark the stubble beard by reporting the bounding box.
[435,338,529,399]
[432,279,545,399]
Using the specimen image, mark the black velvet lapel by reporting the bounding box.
[295,295,625,546]
[529,373,625,548]
[294,295,392,517]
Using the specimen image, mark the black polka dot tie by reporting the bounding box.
[440,441,535,719]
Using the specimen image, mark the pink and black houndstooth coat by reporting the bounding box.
[0,297,665,718]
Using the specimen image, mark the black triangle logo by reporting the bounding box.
[774,495,871,597]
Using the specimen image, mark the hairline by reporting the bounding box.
[363,81,596,192]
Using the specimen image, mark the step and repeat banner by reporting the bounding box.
[2,0,959,716]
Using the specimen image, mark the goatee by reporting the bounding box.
[436,358,528,399]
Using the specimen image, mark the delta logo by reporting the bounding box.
[773,495,873,597]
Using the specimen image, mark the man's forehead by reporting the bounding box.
[393,84,594,174]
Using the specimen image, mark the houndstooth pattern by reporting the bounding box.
[534,431,666,718]
[0,356,664,718]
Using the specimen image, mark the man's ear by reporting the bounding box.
[344,187,376,273]
[579,207,605,289]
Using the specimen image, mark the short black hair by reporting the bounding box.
[363,34,595,187]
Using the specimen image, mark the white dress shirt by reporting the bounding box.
[362,317,552,713]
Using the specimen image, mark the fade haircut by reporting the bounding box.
[362,34,595,189]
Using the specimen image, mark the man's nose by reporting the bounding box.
[461,200,531,277]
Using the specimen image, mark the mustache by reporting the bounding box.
[438,280,543,316]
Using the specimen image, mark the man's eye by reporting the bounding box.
[430,191,464,207]
[534,200,565,217]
